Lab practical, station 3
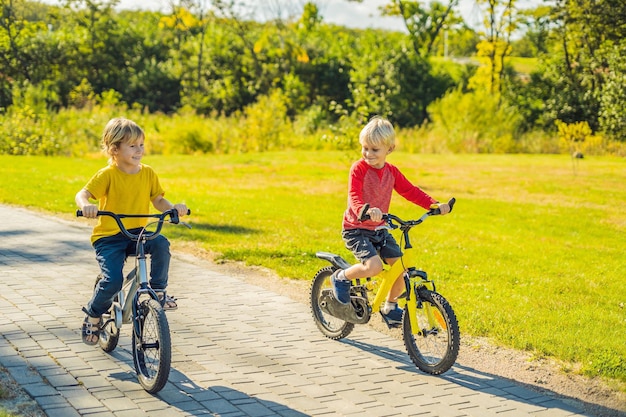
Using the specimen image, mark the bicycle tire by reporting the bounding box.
[402,289,460,375]
[310,266,355,339]
[93,275,120,353]
[132,298,171,393]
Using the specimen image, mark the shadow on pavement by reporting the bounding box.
[341,338,610,417]
[168,369,309,417]
[108,366,309,416]
[0,237,91,264]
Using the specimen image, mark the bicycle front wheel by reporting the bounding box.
[310,266,355,339]
[403,289,460,375]
[132,298,171,393]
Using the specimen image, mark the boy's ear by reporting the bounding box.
[387,145,395,153]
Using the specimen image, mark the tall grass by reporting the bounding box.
[1,152,625,384]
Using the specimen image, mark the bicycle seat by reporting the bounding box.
[315,252,352,270]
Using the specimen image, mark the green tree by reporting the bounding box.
[525,0,626,139]
[597,40,626,140]
[511,4,553,57]
[472,0,518,95]
[381,0,460,58]
[0,0,60,109]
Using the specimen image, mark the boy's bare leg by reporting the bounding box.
[343,256,383,280]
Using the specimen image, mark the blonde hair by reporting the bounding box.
[101,117,144,163]
[359,116,396,149]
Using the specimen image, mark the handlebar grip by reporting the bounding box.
[168,208,190,224]
[358,203,370,222]
[430,197,456,215]
[448,197,456,213]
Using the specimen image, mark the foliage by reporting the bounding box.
[510,5,553,57]
[529,0,626,142]
[425,88,522,153]
[381,0,460,58]
[596,40,626,141]
[1,0,626,154]
[241,89,291,152]
[3,100,625,157]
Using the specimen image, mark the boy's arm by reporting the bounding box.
[392,168,437,210]
[75,189,98,218]
[392,169,451,214]
[152,195,188,217]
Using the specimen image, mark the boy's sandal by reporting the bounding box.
[81,314,102,346]
[158,293,178,311]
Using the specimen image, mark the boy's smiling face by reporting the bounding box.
[113,137,145,172]
[360,140,392,169]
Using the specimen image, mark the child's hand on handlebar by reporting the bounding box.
[367,207,384,222]
[436,202,451,215]
[429,200,453,215]
[80,204,99,219]
[173,203,189,217]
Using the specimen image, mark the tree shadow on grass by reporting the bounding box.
[181,222,260,235]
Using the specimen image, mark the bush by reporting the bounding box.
[425,88,523,153]
[241,90,291,152]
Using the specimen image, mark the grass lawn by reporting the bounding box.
[1,151,624,384]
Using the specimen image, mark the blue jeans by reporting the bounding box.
[85,229,171,317]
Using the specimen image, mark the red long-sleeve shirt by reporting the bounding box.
[342,159,436,230]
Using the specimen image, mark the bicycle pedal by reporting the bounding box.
[380,315,402,329]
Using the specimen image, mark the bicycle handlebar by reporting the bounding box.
[358,198,455,249]
[76,209,191,241]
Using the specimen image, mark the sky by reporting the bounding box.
[89,0,544,32]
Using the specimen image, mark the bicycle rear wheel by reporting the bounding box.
[403,289,460,375]
[310,266,355,339]
[132,298,171,393]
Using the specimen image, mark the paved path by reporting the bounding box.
[0,204,596,417]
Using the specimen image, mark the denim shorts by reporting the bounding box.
[342,228,403,263]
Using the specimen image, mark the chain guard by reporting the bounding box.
[319,289,371,324]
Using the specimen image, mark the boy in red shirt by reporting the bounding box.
[332,116,451,327]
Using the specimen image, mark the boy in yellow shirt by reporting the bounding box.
[76,117,188,345]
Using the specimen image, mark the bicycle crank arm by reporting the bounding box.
[319,290,370,324]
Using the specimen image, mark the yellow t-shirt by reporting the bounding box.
[85,164,165,244]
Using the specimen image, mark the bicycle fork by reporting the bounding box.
[399,268,438,335]
[131,245,159,339]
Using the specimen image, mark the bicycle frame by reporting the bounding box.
[360,231,438,334]
[116,238,159,335]
[78,210,184,334]
[352,201,453,331]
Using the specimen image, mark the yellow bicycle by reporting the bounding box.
[310,199,459,375]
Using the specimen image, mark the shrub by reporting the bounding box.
[426,88,522,153]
